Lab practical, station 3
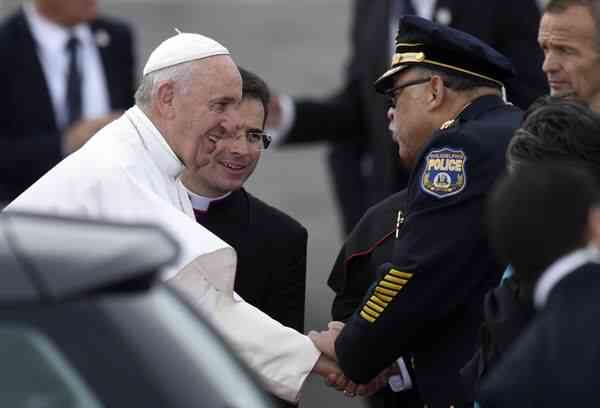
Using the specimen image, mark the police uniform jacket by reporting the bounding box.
[328,189,408,323]
[194,188,307,333]
[334,95,523,407]
[329,188,425,407]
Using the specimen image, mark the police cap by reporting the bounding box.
[374,15,516,93]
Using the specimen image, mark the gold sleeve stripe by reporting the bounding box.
[384,275,408,285]
[389,269,413,279]
[366,301,385,313]
[374,293,393,302]
[360,311,376,323]
[379,280,404,290]
[370,296,388,307]
[363,306,381,318]
[375,286,398,296]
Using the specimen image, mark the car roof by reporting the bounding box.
[0,211,180,303]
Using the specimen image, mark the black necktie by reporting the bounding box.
[65,34,82,126]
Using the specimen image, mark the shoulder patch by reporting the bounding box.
[420,148,467,198]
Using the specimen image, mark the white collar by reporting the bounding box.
[415,0,436,20]
[533,245,600,309]
[24,2,94,52]
[182,184,231,211]
[126,106,184,180]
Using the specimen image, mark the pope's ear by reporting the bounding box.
[155,80,176,119]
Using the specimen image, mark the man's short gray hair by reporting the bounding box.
[134,61,195,108]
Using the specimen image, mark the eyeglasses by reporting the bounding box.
[385,77,432,108]
[209,130,272,150]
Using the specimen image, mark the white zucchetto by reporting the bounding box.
[143,31,230,76]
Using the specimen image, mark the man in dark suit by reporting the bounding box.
[310,16,524,407]
[180,67,307,337]
[0,0,136,204]
[478,163,600,407]
[461,97,600,401]
[271,0,546,235]
[538,0,600,112]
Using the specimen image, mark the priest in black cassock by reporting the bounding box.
[180,67,307,335]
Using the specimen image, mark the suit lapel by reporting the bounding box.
[14,10,57,131]
[89,21,118,109]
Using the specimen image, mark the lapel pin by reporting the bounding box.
[435,8,452,26]
[95,29,111,47]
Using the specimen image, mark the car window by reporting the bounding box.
[0,326,104,408]
[147,289,273,408]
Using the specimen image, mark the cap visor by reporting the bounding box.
[374,65,409,93]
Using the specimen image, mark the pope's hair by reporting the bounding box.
[135,61,196,108]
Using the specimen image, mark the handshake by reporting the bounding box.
[308,321,398,398]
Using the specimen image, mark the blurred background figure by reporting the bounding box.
[479,163,600,407]
[268,0,547,236]
[461,96,600,403]
[0,0,136,205]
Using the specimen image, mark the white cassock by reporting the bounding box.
[4,106,320,402]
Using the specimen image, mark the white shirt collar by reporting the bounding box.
[182,184,231,211]
[414,0,436,20]
[125,106,184,180]
[24,2,94,52]
[533,245,600,309]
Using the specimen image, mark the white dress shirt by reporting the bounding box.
[23,2,110,130]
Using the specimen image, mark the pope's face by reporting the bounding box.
[183,98,264,197]
[169,56,242,172]
[36,0,97,26]
[539,5,600,109]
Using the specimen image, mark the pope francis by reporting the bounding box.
[4,32,335,402]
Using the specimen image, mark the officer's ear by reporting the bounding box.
[428,75,446,109]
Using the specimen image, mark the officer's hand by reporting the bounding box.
[311,353,341,379]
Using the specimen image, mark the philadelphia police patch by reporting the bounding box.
[421,148,467,198]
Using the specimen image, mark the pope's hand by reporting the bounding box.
[308,320,344,361]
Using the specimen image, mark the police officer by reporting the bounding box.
[316,16,524,407]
